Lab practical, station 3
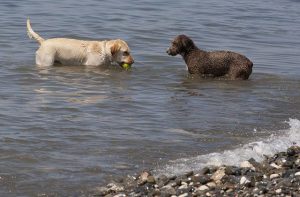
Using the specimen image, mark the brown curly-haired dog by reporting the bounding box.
[166,35,253,80]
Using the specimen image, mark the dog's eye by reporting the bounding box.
[123,51,129,56]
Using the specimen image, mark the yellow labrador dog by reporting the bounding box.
[27,19,134,68]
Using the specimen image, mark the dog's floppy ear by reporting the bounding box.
[110,42,121,56]
[178,35,195,51]
[180,35,193,49]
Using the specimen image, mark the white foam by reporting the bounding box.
[155,118,300,176]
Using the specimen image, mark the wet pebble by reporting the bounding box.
[147,175,156,184]
[270,162,281,169]
[211,167,226,183]
[161,185,176,196]
[137,171,150,185]
[270,173,280,179]
[157,174,169,187]
[206,181,216,188]
[240,161,255,170]
[240,176,250,185]
[197,185,209,191]
[191,174,211,185]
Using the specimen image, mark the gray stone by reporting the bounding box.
[240,176,250,185]
[178,193,188,197]
[282,160,293,168]
[287,146,298,156]
[211,167,226,183]
[197,185,209,191]
[181,181,188,185]
[240,161,255,170]
[282,169,297,178]
[169,175,177,180]
[165,181,177,187]
[270,163,281,169]
[123,176,136,189]
[107,183,125,192]
[178,184,188,190]
[224,166,240,176]
[205,192,212,197]
[149,189,161,197]
[113,194,126,197]
[175,178,182,186]
[200,167,210,175]
[147,176,156,184]
[259,187,268,194]
[206,182,216,189]
[157,174,170,187]
[161,185,176,196]
[191,174,211,185]
[270,174,280,179]
[128,192,142,197]
[137,171,150,185]
[184,171,194,177]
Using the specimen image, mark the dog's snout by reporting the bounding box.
[130,56,134,64]
[166,48,170,54]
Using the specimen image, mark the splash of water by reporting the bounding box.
[155,119,300,175]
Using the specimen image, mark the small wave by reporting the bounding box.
[155,118,300,175]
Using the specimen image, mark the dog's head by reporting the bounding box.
[109,39,134,68]
[166,35,195,56]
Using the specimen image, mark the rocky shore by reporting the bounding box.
[92,146,300,197]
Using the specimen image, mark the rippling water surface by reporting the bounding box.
[0,0,300,195]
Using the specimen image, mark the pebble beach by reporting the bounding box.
[1,1,300,195]
[92,146,300,197]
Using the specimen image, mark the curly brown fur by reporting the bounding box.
[166,35,253,80]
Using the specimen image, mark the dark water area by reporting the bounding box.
[0,0,300,196]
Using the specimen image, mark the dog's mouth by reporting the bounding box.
[166,48,177,56]
[119,62,132,70]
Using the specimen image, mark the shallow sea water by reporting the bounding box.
[0,0,300,196]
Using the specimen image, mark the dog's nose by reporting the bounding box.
[130,56,134,64]
[166,48,170,54]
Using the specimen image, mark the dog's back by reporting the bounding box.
[207,50,253,79]
[184,48,253,79]
[167,35,253,80]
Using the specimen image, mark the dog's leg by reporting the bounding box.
[35,49,55,67]
[228,66,251,80]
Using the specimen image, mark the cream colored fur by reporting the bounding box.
[27,19,134,67]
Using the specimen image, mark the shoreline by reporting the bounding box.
[91,146,300,196]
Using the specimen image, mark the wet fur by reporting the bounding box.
[27,19,134,67]
[167,35,253,80]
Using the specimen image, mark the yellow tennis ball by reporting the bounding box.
[122,63,131,70]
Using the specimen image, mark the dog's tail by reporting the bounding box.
[27,18,45,45]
